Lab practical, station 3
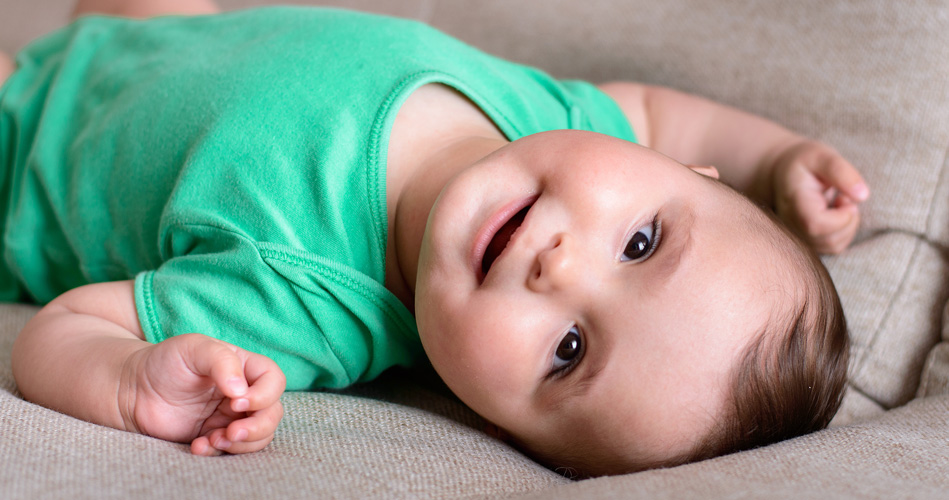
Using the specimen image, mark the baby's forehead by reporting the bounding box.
[699,175,794,245]
[688,185,812,333]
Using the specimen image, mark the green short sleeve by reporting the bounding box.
[134,224,421,391]
[559,79,638,143]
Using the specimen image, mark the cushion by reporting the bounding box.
[513,395,949,499]
[3,0,949,498]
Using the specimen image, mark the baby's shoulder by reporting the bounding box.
[390,83,502,149]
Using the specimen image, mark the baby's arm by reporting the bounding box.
[11,280,286,455]
[0,51,13,87]
[599,82,869,253]
[70,0,219,19]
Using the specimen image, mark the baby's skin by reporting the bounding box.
[9,0,869,466]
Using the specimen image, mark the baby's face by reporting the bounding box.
[413,130,790,470]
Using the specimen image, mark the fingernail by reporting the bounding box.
[233,429,248,442]
[852,182,869,201]
[215,437,232,449]
[232,398,250,412]
[227,377,247,396]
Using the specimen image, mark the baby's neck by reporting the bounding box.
[383,84,507,312]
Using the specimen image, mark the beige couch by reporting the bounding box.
[3,0,949,498]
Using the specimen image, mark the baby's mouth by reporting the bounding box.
[481,204,531,278]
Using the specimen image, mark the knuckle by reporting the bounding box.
[802,218,824,236]
[275,402,285,421]
[825,235,849,254]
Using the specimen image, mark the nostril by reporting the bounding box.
[531,260,542,280]
[546,236,564,256]
[531,235,564,284]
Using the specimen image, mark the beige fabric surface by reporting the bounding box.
[918,291,949,397]
[2,0,949,498]
[513,395,949,500]
[828,235,948,409]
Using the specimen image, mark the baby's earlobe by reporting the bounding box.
[687,164,720,180]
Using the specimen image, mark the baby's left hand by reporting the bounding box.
[771,140,870,254]
[124,333,286,456]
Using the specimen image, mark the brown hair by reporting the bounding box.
[671,213,850,470]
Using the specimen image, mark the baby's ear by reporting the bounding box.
[483,422,512,442]
[687,164,720,179]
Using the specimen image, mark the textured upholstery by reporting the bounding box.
[2,0,948,498]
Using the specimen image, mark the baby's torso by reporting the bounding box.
[0,8,415,301]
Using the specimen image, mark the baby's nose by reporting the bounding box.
[527,232,582,294]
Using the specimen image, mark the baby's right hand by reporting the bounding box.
[771,140,870,254]
[121,333,286,456]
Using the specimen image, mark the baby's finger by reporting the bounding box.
[832,210,861,249]
[812,154,869,203]
[830,193,856,209]
[205,418,278,455]
[232,354,286,413]
[811,210,860,254]
[205,427,233,452]
[191,433,224,457]
[213,433,276,455]
[191,339,249,400]
[227,400,284,444]
[814,231,854,255]
[801,204,857,239]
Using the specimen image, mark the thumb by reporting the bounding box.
[188,336,248,399]
[813,154,869,203]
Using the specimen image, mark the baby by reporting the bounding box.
[1,0,865,477]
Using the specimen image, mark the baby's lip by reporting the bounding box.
[472,195,538,284]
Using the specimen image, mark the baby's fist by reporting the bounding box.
[128,333,286,456]
[771,140,869,254]
[184,335,287,456]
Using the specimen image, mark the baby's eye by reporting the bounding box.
[552,326,583,371]
[621,217,661,262]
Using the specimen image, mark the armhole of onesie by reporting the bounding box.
[134,270,167,344]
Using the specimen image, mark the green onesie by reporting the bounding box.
[0,7,636,390]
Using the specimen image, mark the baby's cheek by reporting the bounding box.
[415,302,476,374]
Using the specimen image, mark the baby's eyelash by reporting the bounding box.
[622,214,662,263]
[551,356,581,379]
[547,333,585,380]
[643,215,662,259]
